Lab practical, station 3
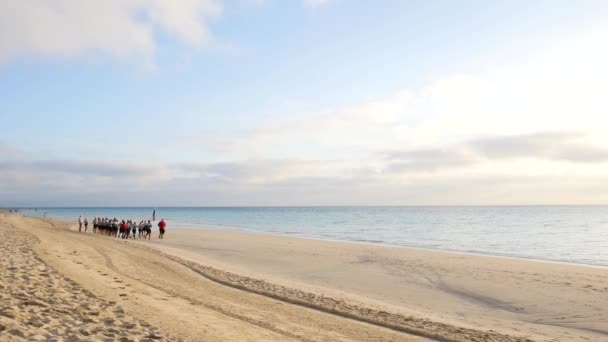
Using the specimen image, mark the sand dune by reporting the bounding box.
[2,213,606,341]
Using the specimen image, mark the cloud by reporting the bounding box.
[0,143,21,159]
[184,88,413,160]
[176,158,361,184]
[3,150,608,206]
[0,160,169,195]
[470,132,577,159]
[303,0,331,8]
[0,0,222,66]
[6,161,608,206]
[0,157,349,193]
[470,132,608,163]
[386,148,476,173]
[242,0,266,7]
[384,132,608,174]
[0,160,165,177]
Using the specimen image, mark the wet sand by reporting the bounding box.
[2,212,607,341]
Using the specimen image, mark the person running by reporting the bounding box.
[158,219,166,239]
[129,220,134,239]
[145,220,152,240]
[120,220,128,239]
[132,221,139,239]
[84,217,89,232]
[78,216,83,232]
[112,219,118,237]
[113,218,119,237]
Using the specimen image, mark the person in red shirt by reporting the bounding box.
[120,220,128,239]
[158,219,167,239]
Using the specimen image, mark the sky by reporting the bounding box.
[1,0,608,206]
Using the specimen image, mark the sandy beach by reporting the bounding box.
[1,212,607,341]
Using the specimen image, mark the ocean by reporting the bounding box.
[18,206,608,266]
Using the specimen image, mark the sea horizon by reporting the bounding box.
[11,204,608,208]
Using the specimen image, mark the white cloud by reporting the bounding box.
[303,0,331,8]
[0,0,221,66]
[242,0,266,7]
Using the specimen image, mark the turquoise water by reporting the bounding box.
[19,206,608,266]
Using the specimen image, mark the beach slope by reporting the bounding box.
[141,228,608,342]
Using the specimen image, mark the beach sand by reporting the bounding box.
[0,213,174,341]
[1,213,606,341]
[141,229,608,341]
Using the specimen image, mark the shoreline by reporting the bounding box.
[170,225,608,270]
[18,210,608,269]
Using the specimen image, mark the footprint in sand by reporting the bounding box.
[0,224,174,341]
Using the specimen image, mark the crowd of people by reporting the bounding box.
[78,216,167,240]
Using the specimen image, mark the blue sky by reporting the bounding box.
[1,0,608,206]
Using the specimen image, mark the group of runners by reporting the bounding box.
[78,216,167,239]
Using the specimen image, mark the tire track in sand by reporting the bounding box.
[114,236,534,342]
[89,244,318,342]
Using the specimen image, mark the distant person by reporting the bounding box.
[78,215,83,232]
[128,220,134,239]
[158,219,166,239]
[111,219,118,237]
[145,220,152,240]
[126,220,132,239]
[132,221,139,239]
[138,220,144,238]
[120,220,128,239]
[84,218,89,232]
